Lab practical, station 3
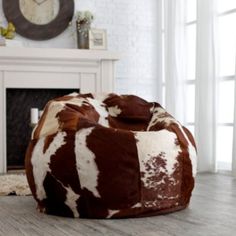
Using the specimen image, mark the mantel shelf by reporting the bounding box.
[0,47,121,61]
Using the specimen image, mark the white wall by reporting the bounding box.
[0,0,159,101]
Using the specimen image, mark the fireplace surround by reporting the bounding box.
[0,47,120,173]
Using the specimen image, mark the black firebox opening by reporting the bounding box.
[6,88,79,170]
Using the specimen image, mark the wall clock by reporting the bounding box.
[3,0,74,40]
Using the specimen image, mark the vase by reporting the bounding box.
[76,22,91,49]
[0,35,6,46]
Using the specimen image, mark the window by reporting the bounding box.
[216,2,236,171]
[161,0,236,174]
[185,0,197,136]
[161,0,197,134]
[161,0,165,107]
[217,0,236,14]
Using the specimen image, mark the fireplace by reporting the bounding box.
[0,47,120,173]
[6,88,79,170]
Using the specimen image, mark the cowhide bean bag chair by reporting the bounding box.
[25,93,197,218]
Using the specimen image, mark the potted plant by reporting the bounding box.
[75,11,94,49]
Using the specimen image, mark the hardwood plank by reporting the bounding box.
[0,173,235,236]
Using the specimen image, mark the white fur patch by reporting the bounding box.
[67,97,89,107]
[108,105,122,117]
[131,202,142,208]
[148,106,197,177]
[188,144,197,177]
[68,92,79,97]
[135,130,181,187]
[106,202,142,218]
[31,132,66,200]
[147,107,175,130]
[64,186,80,217]
[92,93,110,102]
[36,98,89,139]
[87,98,109,127]
[75,127,101,198]
[107,209,120,218]
[37,102,65,138]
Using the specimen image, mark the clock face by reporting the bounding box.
[19,0,60,25]
[3,0,74,40]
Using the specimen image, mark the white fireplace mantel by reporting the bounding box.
[0,47,120,173]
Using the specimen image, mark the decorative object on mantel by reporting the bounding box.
[0,22,15,39]
[30,108,39,127]
[76,11,94,49]
[2,0,74,40]
[30,108,43,127]
[0,22,16,46]
[0,22,23,47]
[89,28,107,50]
[0,35,5,46]
[30,108,39,125]
[0,174,31,196]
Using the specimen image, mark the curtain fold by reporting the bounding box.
[232,58,236,177]
[195,0,217,172]
[155,0,163,104]
[164,0,186,123]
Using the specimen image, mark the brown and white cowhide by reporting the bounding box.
[25,93,197,218]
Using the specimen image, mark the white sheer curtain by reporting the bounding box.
[195,0,218,172]
[155,0,164,103]
[232,60,236,176]
[163,0,217,173]
[162,0,236,175]
[164,0,186,123]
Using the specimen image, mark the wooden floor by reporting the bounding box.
[0,173,235,236]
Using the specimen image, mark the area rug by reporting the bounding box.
[0,174,31,196]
